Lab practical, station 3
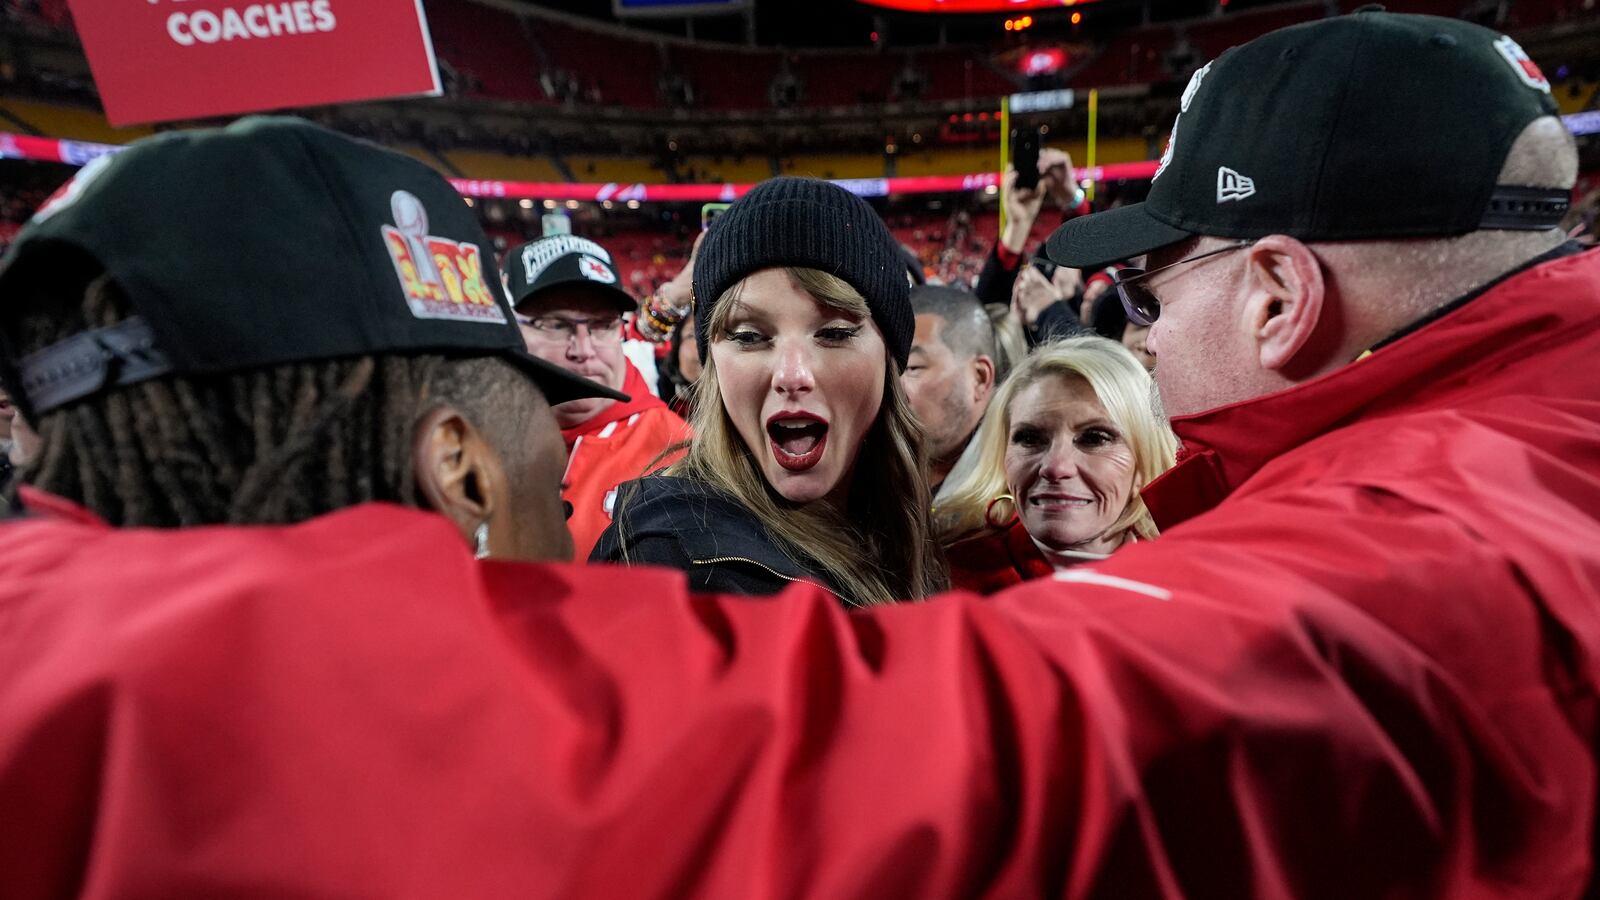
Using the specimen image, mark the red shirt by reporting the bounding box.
[559,361,690,559]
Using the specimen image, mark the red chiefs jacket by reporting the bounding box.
[945,515,1053,594]
[1,247,1597,897]
[559,361,689,558]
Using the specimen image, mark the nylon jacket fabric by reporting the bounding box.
[591,473,847,600]
[559,361,690,558]
[1,248,1597,897]
[944,515,1054,594]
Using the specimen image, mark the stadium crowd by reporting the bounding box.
[2,9,1600,898]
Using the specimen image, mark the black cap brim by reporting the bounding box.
[1045,202,1194,271]
[513,280,638,316]
[505,348,629,405]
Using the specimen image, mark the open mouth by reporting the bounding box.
[766,412,829,472]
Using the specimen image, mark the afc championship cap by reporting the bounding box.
[1047,9,1568,272]
[505,234,636,314]
[0,116,626,422]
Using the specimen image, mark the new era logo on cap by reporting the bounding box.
[1217,167,1256,203]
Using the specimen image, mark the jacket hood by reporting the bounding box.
[561,362,669,445]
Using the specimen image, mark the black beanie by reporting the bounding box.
[693,177,914,370]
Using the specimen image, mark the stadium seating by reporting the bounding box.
[669,45,779,110]
[781,154,887,180]
[0,97,152,144]
[424,2,1017,111]
[895,146,1001,178]
[920,48,1019,102]
[679,155,775,183]
[445,150,567,183]
[567,156,669,183]
[422,0,547,104]
[535,17,662,109]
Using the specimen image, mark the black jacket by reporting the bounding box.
[590,474,848,600]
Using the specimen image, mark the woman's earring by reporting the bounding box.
[984,495,1016,529]
[473,521,491,560]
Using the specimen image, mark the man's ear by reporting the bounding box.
[971,354,997,405]
[411,405,500,544]
[1244,234,1325,373]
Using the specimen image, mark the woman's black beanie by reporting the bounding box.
[692,177,914,370]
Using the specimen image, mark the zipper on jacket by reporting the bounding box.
[690,555,801,583]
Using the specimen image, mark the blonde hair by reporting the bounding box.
[643,267,946,607]
[936,335,1178,546]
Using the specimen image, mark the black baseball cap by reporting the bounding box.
[505,234,635,314]
[1047,10,1568,271]
[0,116,626,421]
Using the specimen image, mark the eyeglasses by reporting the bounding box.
[517,314,623,344]
[1110,240,1252,326]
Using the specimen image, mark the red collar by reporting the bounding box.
[1144,246,1600,529]
[560,362,671,445]
[18,486,111,527]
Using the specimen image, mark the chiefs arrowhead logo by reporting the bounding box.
[579,254,617,284]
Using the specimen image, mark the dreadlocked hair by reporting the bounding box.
[6,269,540,528]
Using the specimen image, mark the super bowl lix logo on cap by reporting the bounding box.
[382,190,506,324]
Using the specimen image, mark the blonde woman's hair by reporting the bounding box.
[936,335,1178,546]
[638,267,946,607]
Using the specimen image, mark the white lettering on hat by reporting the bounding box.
[1154,61,1212,183]
[1216,167,1256,203]
[30,153,115,224]
[578,254,617,284]
[1179,60,1212,114]
[1493,35,1551,93]
[521,235,615,285]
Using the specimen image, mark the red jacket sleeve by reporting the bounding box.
[0,488,1590,897]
